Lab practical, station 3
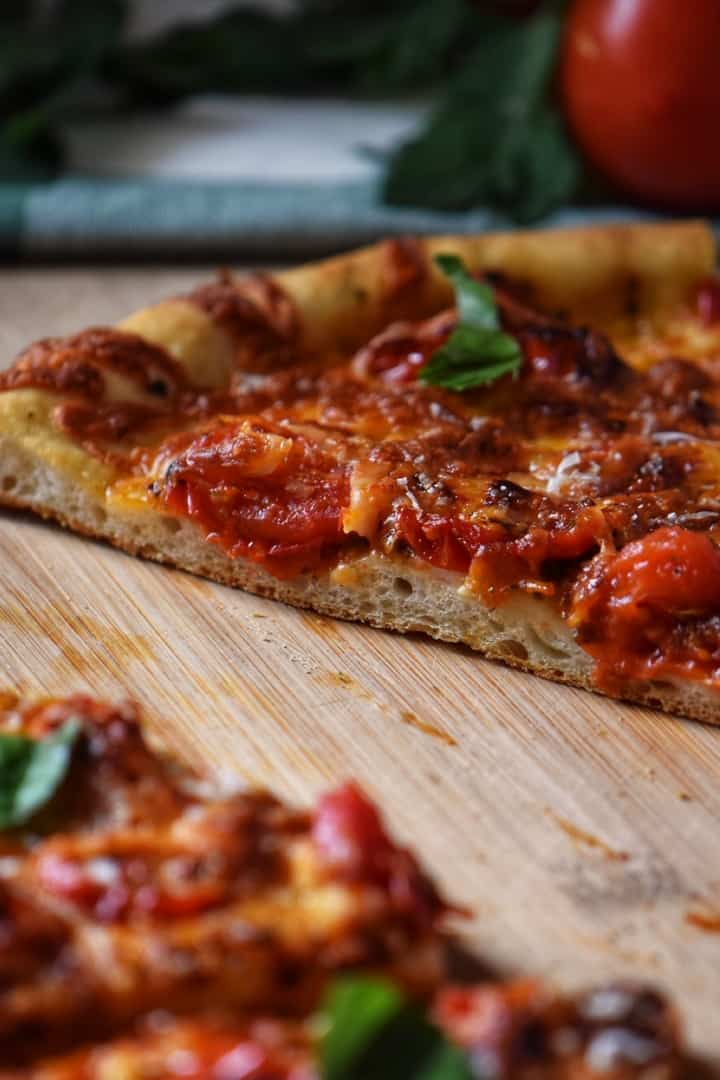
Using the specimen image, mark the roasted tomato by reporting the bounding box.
[560,0,720,208]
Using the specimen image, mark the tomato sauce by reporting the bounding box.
[312,782,445,928]
[6,278,720,689]
[34,849,229,922]
[161,423,352,578]
[570,526,720,688]
[697,278,720,327]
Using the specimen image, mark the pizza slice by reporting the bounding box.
[0,695,682,1078]
[2,222,720,722]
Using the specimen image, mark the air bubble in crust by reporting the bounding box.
[393,577,413,597]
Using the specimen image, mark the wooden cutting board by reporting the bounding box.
[1,267,719,1068]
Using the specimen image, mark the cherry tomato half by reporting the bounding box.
[560,0,720,209]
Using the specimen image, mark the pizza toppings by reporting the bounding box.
[160,421,352,577]
[434,980,680,1079]
[187,272,300,372]
[571,526,720,687]
[0,697,454,1068]
[419,255,522,392]
[0,720,79,829]
[0,698,684,1077]
[5,246,720,696]
[319,976,473,1080]
[696,278,720,327]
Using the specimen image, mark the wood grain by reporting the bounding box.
[1,267,719,1067]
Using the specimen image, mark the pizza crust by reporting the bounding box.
[3,431,719,725]
[276,221,715,357]
[89,221,714,370]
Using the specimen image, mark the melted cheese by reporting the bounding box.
[342,460,393,537]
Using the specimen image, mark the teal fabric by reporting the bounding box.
[1,175,711,258]
[0,184,28,256]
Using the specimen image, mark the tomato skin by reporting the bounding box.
[312,783,391,879]
[560,0,720,208]
[570,526,720,689]
[697,279,720,327]
[602,526,720,616]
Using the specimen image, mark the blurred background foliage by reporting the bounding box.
[0,0,580,221]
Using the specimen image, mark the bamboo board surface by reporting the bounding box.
[1,267,719,1068]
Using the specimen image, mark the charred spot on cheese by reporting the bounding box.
[0,338,105,397]
[0,329,194,454]
[381,236,427,299]
[187,272,300,372]
[3,328,188,399]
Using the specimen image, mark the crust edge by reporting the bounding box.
[2,436,719,727]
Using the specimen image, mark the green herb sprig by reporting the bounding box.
[0,719,80,828]
[420,253,522,392]
[1,1,583,223]
[320,976,474,1080]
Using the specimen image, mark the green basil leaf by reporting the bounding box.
[420,254,522,392]
[433,255,498,331]
[322,977,404,1079]
[320,976,474,1080]
[0,719,80,829]
[384,7,582,222]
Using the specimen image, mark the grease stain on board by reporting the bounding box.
[399,710,457,747]
[547,810,630,862]
[685,910,720,934]
[315,670,374,702]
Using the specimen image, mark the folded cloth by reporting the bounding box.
[1,176,675,260]
[0,98,710,259]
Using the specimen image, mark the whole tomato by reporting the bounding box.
[560,0,720,209]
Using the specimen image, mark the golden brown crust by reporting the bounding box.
[275,222,715,356]
[1,222,719,724]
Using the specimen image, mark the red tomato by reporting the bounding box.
[697,279,720,327]
[560,0,720,208]
[605,526,720,616]
[312,783,391,879]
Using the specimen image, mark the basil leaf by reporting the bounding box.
[0,719,80,828]
[384,8,581,223]
[420,254,522,392]
[320,976,474,1080]
[322,977,404,1079]
[433,255,498,331]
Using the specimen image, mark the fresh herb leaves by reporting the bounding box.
[420,254,522,392]
[384,8,579,222]
[320,976,473,1080]
[0,2,583,221]
[0,719,80,828]
[0,0,127,180]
